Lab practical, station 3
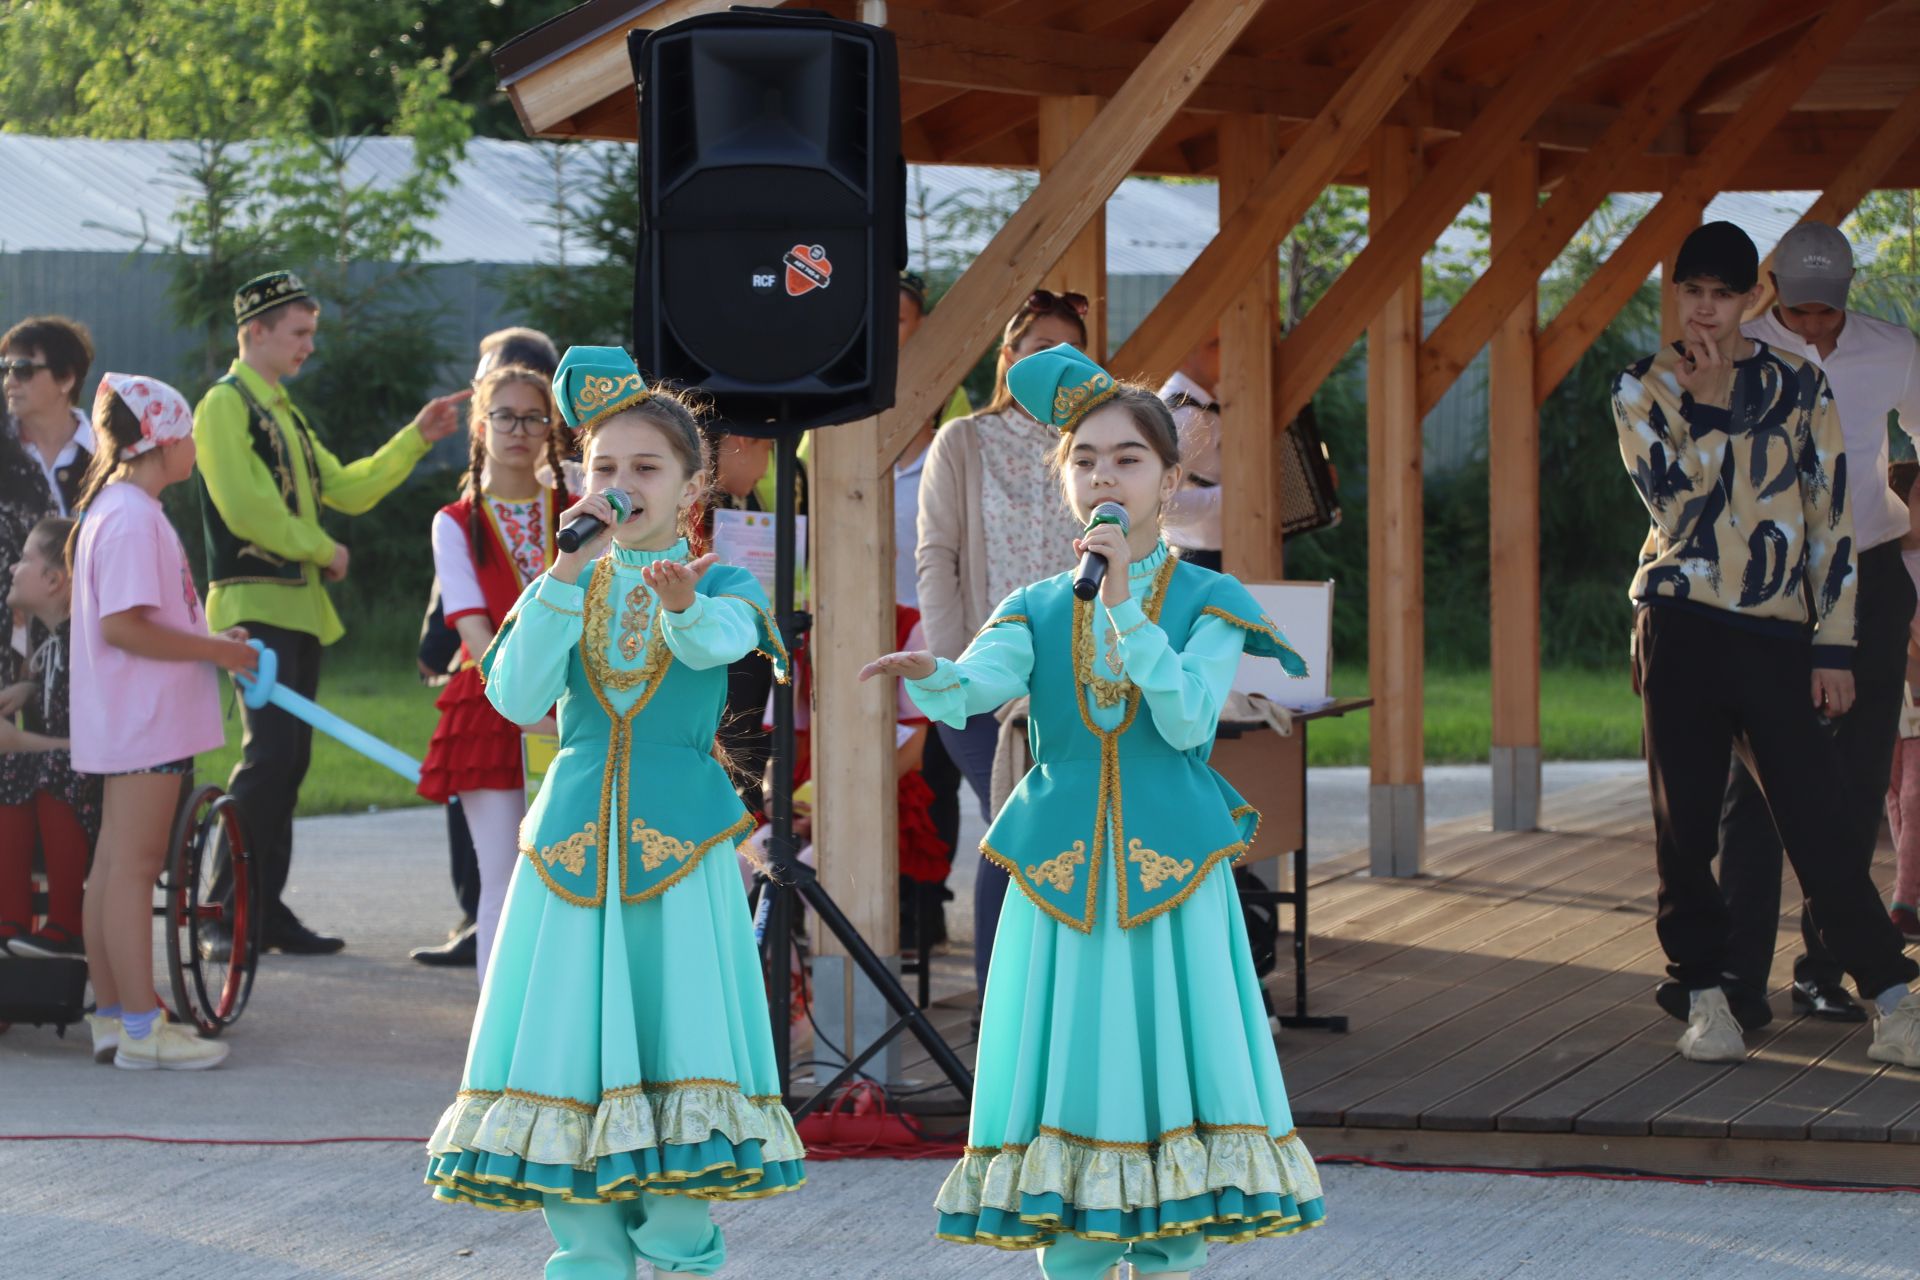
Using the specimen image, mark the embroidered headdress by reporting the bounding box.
[233,270,313,324]
[97,373,194,460]
[553,345,652,435]
[1006,342,1119,433]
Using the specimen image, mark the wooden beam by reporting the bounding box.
[1488,143,1541,833]
[1579,136,1920,192]
[1217,115,1283,582]
[1109,0,1479,387]
[1681,0,1825,112]
[875,0,1274,470]
[1367,124,1426,878]
[1268,0,1638,430]
[1414,0,1756,420]
[1039,96,1109,360]
[1532,0,1878,402]
[1746,79,1920,317]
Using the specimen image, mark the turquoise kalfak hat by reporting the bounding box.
[553,345,652,434]
[1006,342,1119,432]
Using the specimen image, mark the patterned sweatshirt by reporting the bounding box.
[1613,340,1857,669]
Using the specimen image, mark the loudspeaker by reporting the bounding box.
[629,11,905,436]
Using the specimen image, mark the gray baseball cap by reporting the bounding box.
[1772,221,1853,310]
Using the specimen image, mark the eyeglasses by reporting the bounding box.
[485,409,552,436]
[0,359,49,381]
[1023,289,1090,319]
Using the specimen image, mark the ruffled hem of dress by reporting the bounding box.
[417,679,525,802]
[932,1127,1324,1248]
[424,1082,806,1210]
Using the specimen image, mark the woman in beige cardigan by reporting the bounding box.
[914,291,1088,991]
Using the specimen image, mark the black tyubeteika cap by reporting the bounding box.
[1672,221,1758,293]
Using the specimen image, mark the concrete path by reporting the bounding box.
[10,764,1913,1279]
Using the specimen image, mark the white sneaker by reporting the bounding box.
[113,1019,230,1071]
[1869,992,1920,1069]
[1677,987,1746,1062]
[84,1012,118,1064]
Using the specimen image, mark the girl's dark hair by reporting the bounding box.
[1050,385,1183,513]
[580,386,715,540]
[985,302,1089,416]
[466,365,568,567]
[27,515,75,564]
[65,388,142,564]
[0,316,94,406]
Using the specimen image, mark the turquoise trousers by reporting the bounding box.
[1039,1233,1208,1279]
[542,1193,724,1278]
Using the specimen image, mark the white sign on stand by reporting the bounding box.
[1231,581,1336,711]
[711,508,807,599]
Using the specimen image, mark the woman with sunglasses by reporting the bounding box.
[416,364,571,982]
[916,288,1091,993]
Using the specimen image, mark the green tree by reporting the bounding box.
[503,142,641,351]
[1847,189,1920,330]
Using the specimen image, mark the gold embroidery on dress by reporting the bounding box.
[1074,555,1175,708]
[532,823,598,876]
[618,582,653,660]
[1128,838,1194,892]
[631,817,699,872]
[583,558,674,693]
[1025,841,1087,892]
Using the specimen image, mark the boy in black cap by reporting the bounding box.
[1613,220,1920,1068]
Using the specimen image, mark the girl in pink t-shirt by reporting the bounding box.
[68,374,256,1071]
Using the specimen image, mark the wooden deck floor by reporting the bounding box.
[847,775,1920,1183]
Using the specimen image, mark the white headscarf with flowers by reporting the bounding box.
[97,373,194,461]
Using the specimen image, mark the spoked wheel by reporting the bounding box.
[160,785,258,1035]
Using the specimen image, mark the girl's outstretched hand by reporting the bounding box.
[644,552,719,615]
[860,650,937,683]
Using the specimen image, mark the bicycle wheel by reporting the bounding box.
[162,785,258,1034]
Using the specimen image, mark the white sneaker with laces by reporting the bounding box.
[1869,992,1920,1069]
[1677,987,1745,1062]
[84,1012,118,1064]
[113,1019,230,1071]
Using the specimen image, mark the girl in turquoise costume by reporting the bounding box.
[425,347,804,1278]
[862,344,1325,1279]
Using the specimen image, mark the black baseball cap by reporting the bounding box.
[1673,221,1758,293]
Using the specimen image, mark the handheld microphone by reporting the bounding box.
[557,488,633,553]
[1072,502,1131,601]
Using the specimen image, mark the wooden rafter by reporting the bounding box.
[1747,78,1920,317]
[1108,0,1480,387]
[1532,0,1879,402]
[1683,1,1826,111]
[1268,0,1642,431]
[1414,0,1757,420]
[875,0,1274,468]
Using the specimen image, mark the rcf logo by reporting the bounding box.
[783,244,833,296]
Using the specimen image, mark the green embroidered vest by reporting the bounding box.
[489,561,783,908]
[197,374,322,588]
[980,559,1306,932]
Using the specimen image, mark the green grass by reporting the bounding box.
[200,652,1645,816]
[1305,665,1643,767]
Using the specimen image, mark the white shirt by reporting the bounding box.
[1743,309,1920,553]
[1157,370,1221,553]
[893,447,926,608]
[23,407,95,516]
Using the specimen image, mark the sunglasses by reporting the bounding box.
[1,359,49,381]
[1023,289,1090,319]
[485,409,553,437]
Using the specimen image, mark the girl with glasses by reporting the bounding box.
[415,364,571,981]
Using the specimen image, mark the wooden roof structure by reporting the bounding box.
[495,1,1920,985]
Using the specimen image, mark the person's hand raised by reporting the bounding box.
[1675,323,1735,408]
[413,389,476,444]
[860,651,937,683]
[642,553,719,615]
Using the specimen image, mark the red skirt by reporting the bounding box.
[417,665,526,803]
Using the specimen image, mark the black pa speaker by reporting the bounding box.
[628,11,905,436]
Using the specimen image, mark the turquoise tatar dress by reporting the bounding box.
[908,543,1326,1255]
[425,540,805,1211]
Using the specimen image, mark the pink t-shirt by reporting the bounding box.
[70,482,226,773]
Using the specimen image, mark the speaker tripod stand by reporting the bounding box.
[750,433,973,1119]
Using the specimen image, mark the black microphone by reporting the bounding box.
[557,488,633,553]
[1072,502,1131,601]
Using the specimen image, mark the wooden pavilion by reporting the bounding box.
[493,0,1920,1175]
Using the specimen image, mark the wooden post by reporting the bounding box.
[1489,143,1540,833]
[1218,115,1284,581]
[1038,96,1109,361]
[1367,125,1424,878]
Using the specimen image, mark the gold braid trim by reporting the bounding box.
[714,593,791,684]
[534,597,583,618]
[977,613,1029,635]
[1229,802,1263,862]
[584,558,674,693]
[621,810,755,903]
[1200,605,1308,675]
[1116,836,1248,929]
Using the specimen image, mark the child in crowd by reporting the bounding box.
[0,515,100,960]
[416,363,570,982]
[1888,634,1920,943]
[864,344,1325,1279]
[426,348,803,1278]
[68,374,255,1070]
